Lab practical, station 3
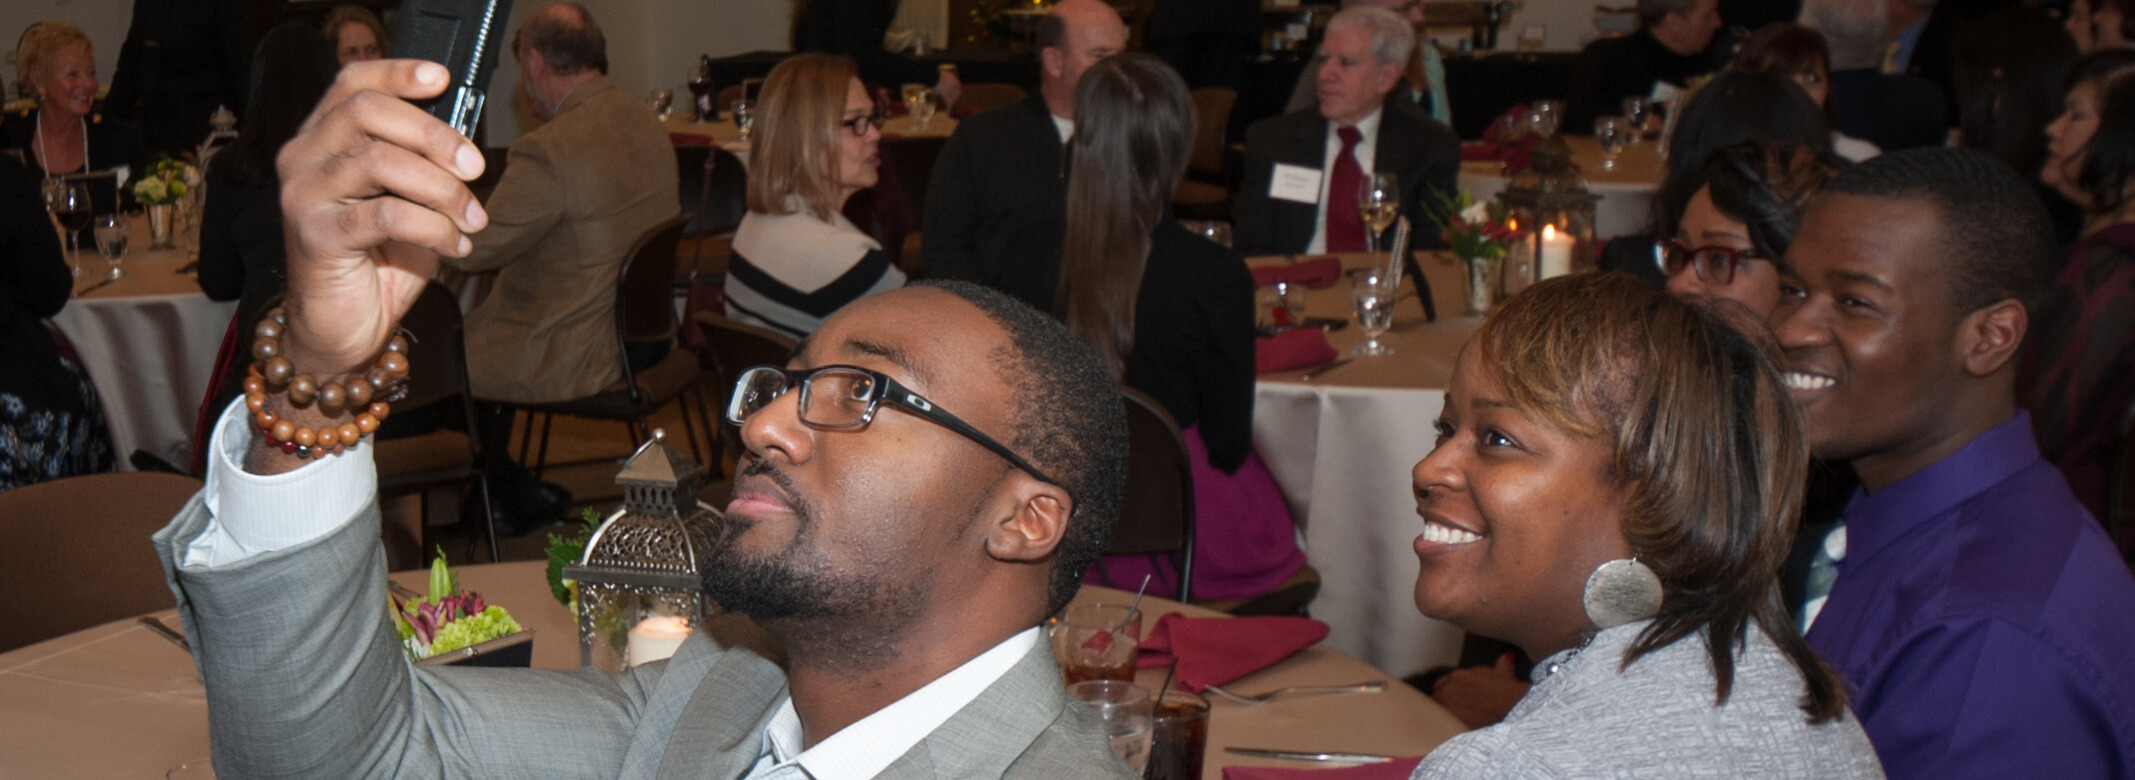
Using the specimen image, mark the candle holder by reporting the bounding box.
[562,430,723,672]
[1495,138,1598,286]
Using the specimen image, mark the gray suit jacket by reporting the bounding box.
[154,495,1136,778]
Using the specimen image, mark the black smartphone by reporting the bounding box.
[390,0,516,138]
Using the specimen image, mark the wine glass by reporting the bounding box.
[686,65,714,121]
[1357,173,1399,253]
[648,88,675,121]
[1595,116,1628,171]
[1529,100,1564,139]
[1621,96,1653,140]
[1350,270,1397,357]
[901,84,936,131]
[730,100,754,143]
[50,181,92,274]
[93,214,128,281]
[1067,681,1153,771]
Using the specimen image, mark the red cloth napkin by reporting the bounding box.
[669,131,713,147]
[1250,256,1342,289]
[1222,757,1425,780]
[1135,613,1329,692]
[1255,329,1338,374]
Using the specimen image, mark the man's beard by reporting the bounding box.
[701,459,892,622]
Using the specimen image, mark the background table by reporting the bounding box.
[50,213,233,470]
[0,563,1464,778]
[664,112,958,168]
[1457,135,1665,241]
[1251,252,1479,679]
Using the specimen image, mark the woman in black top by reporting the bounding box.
[2,22,142,213]
[1055,53,1304,602]
[0,152,113,490]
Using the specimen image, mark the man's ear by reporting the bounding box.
[985,473,1072,564]
[1957,298,2027,377]
[1041,47,1066,82]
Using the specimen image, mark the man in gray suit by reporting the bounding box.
[154,58,1137,779]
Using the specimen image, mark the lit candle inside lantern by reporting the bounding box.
[1539,224,1573,280]
[625,615,692,667]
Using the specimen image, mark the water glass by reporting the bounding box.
[1529,100,1564,139]
[1050,603,1142,685]
[1181,219,1231,248]
[648,88,675,121]
[93,214,128,280]
[1621,96,1653,139]
[1144,689,1210,780]
[902,83,937,130]
[730,100,755,142]
[1066,680,1153,772]
[1350,270,1396,357]
[1356,173,1399,252]
[1595,116,1629,171]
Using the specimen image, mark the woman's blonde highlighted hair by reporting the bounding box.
[17,21,93,95]
[746,53,857,221]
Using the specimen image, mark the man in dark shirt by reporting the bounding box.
[1567,0,1722,132]
[922,0,1124,312]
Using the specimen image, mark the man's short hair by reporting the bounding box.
[514,2,607,75]
[914,280,1128,616]
[1326,6,1415,69]
[1802,0,1892,70]
[1637,0,1695,28]
[1821,147,2054,314]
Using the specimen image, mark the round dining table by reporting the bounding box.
[663,111,958,167]
[1249,251,1480,679]
[1457,135,1666,241]
[50,211,234,471]
[0,561,1464,778]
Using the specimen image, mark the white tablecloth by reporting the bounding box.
[1457,136,1665,241]
[49,213,233,470]
[1250,253,1480,678]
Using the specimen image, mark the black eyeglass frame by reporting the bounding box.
[1657,239,1766,286]
[839,110,887,138]
[725,364,1067,494]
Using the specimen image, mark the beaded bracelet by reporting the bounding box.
[242,307,410,459]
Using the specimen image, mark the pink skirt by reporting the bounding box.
[1085,426,1307,602]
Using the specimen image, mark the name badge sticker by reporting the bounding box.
[1269,163,1323,204]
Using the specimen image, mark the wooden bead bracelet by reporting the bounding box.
[242,307,410,459]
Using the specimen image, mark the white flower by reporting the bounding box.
[1459,201,1490,226]
[182,164,202,189]
[133,177,169,203]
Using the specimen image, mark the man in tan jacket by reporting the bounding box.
[442,2,679,527]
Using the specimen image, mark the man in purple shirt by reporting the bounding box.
[1772,147,2135,778]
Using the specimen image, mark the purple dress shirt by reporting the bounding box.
[1806,412,2135,779]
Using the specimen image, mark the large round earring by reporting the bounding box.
[1582,557,1662,629]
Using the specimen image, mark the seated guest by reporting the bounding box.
[0,151,111,491]
[99,0,257,159]
[1233,6,1458,257]
[1056,54,1304,602]
[159,59,1136,776]
[1,22,140,195]
[1566,0,1722,132]
[1801,0,1949,151]
[1730,23,1880,161]
[322,5,388,68]
[725,54,906,339]
[1663,141,1844,317]
[1952,8,2082,241]
[794,0,961,107]
[1775,147,2135,777]
[1409,272,1882,777]
[1282,0,1452,126]
[2024,52,2135,546]
[923,0,1124,312]
[2068,0,2135,53]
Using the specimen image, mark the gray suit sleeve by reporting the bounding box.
[156,499,661,779]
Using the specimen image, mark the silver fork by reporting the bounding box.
[1204,681,1386,706]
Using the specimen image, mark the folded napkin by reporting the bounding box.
[1251,255,1343,289]
[1460,142,1501,161]
[1222,756,1425,780]
[1256,328,1338,374]
[669,131,713,147]
[1135,613,1329,692]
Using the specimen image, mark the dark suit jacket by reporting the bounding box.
[1232,105,1459,257]
[922,93,1070,312]
[1830,69,1949,152]
[1567,30,1713,132]
[795,0,939,88]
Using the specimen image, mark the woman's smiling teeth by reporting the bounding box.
[1783,372,1834,391]
[1421,521,1481,545]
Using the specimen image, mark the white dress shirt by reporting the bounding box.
[185,399,377,567]
[1051,114,1075,145]
[1306,107,1383,255]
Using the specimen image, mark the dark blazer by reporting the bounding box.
[1232,105,1459,257]
[1567,30,1713,132]
[1829,69,1949,152]
[1,109,145,214]
[795,0,940,88]
[1129,218,1256,473]
[922,93,1071,312]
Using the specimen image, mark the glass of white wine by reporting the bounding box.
[902,83,936,131]
[93,214,128,281]
[1356,173,1399,253]
[1595,116,1629,171]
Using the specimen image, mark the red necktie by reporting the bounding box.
[1324,126,1367,253]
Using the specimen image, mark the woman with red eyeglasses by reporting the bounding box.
[1660,141,1844,319]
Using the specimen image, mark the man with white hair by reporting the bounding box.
[1804,0,1949,150]
[1567,0,1722,131]
[1281,0,1452,126]
[1233,5,1458,256]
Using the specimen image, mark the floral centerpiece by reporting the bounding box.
[1429,190,1518,316]
[545,508,603,611]
[130,156,199,248]
[390,550,524,661]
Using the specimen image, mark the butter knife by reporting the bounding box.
[1300,358,1354,382]
[1224,747,1396,764]
[137,616,191,654]
[75,276,119,298]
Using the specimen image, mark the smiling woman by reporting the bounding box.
[1407,273,1884,779]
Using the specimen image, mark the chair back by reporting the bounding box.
[676,145,748,240]
[1187,87,1236,178]
[957,83,1028,113]
[0,472,203,652]
[694,310,799,417]
[393,283,471,413]
[1106,387,1198,602]
[618,213,694,347]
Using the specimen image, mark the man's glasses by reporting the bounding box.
[840,110,886,138]
[725,364,1065,491]
[1659,239,1766,285]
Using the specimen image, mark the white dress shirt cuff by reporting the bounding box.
[185,398,377,567]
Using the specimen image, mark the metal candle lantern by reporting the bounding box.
[562,430,722,672]
[1495,138,1599,294]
